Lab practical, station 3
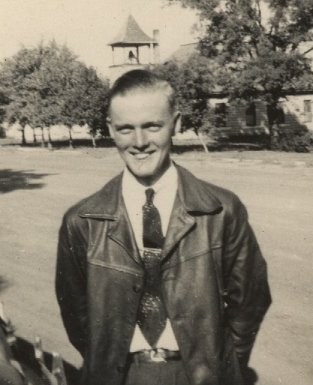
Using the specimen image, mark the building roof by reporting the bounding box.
[109,15,157,46]
[165,42,198,64]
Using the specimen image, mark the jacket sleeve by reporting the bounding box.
[222,196,271,370]
[55,214,87,357]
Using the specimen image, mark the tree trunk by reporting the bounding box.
[47,127,53,149]
[40,127,46,147]
[32,127,37,144]
[267,122,274,149]
[21,124,26,145]
[68,126,73,148]
[266,102,280,150]
[198,131,209,153]
[91,132,97,148]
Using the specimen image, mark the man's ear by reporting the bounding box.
[172,112,181,136]
[106,117,114,139]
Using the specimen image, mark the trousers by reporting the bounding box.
[124,361,190,385]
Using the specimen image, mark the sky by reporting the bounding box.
[0,0,200,76]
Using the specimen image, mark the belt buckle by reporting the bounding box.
[149,349,166,362]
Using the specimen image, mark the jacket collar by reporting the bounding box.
[78,164,222,263]
[78,173,123,220]
[78,164,222,219]
[176,164,222,214]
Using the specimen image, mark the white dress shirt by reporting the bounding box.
[122,163,179,352]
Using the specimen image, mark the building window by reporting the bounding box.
[245,103,257,126]
[303,100,312,122]
[214,103,227,127]
[267,103,285,125]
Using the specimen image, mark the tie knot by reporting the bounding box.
[145,188,155,205]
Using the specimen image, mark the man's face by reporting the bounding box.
[107,88,180,186]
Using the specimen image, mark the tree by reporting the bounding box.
[0,46,41,144]
[0,41,109,147]
[28,42,77,148]
[170,0,313,148]
[153,54,213,151]
[60,63,110,148]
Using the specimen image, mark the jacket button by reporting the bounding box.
[133,284,142,293]
[117,365,125,373]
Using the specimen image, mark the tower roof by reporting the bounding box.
[109,15,157,46]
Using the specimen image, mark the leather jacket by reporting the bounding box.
[56,164,271,385]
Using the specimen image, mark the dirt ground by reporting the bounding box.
[0,146,312,385]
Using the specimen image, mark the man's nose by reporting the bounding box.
[134,128,148,148]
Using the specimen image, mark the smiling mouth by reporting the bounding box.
[131,152,154,160]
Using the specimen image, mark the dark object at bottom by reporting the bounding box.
[12,337,80,385]
[0,361,24,385]
[243,367,258,385]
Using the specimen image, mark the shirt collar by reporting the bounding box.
[122,162,177,197]
[78,164,222,219]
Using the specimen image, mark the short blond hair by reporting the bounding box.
[108,69,176,113]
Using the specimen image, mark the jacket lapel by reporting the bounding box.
[162,165,222,261]
[78,173,141,265]
[162,194,195,258]
[107,198,141,265]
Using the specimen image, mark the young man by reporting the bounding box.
[56,70,271,385]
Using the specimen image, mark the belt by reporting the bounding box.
[129,349,181,364]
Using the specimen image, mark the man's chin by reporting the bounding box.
[125,157,171,185]
[125,165,159,185]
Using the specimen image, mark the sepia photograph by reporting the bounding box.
[0,1,313,384]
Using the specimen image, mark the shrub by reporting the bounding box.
[272,129,313,153]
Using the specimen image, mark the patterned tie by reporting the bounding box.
[137,188,167,347]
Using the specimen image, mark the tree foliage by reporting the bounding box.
[0,91,9,124]
[153,54,213,133]
[0,41,109,145]
[170,0,313,146]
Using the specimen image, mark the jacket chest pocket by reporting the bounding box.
[85,219,142,275]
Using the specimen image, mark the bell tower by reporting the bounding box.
[108,15,160,83]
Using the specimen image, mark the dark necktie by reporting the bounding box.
[137,188,167,347]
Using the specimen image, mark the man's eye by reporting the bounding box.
[118,127,132,134]
[147,125,161,132]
